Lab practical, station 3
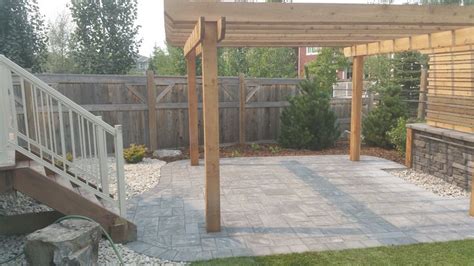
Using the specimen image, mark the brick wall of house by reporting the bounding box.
[409,123,474,190]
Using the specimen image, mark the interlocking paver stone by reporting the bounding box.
[126,155,474,261]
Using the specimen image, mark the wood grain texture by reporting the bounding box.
[426,50,474,133]
[201,21,221,232]
[350,56,364,161]
[11,167,136,242]
[147,71,158,151]
[165,0,474,48]
[187,51,199,166]
[35,75,368,149]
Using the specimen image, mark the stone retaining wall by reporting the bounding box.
[408,123,474,190]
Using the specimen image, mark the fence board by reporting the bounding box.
[36,74,367,149]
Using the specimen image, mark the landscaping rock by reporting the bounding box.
[24,219,101,265]
[153,149,182,160]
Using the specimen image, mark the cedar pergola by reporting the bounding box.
[164,0,474,232]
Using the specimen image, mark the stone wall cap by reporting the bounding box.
[407,123,474,143]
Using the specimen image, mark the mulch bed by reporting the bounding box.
[164,141,404,165]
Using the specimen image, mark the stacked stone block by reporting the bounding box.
[409,123,474,190]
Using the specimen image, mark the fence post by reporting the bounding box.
[146,70,158,151]
[239,73,246,145]
[418,68,427,120]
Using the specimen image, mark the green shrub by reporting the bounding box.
[387,117,408,155]
[54,152,73,170]
[362,83,408,148]
[278,78,340,150]
[269,145,282,154]
[123,144,147,164]
[250,143,261,151]
[388,117,424,155]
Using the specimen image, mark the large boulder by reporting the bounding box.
[24,219,101,265]
[153,149,182,160]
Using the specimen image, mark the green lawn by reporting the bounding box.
[192,240,474,266]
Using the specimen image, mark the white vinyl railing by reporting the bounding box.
[0,55,126,216]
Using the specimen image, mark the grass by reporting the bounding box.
[192,239,474,266]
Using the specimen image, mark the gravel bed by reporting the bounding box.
[0,235,25,265]
[113,158,166,199]
[387,169,469,198]
[0,192,52,216]
[0,235,186,265]
[71,157,166,200]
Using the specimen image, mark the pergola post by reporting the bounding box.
[201,21,221,232]
[186,50,199,166]
[350,56,364,161]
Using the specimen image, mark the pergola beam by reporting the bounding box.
[183,17,205,57]
[165,0,474,48]
[344,27,474,57]
[183,17,226,57]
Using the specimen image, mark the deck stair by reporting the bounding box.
[0,55,136,243]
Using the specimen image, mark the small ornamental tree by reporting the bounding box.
[278,78,340,150]
[362,83,408,148]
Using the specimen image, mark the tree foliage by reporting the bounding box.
[70,0,141,74]
[148,45,297,78]
[45,10,76,73]
[305,48,349,92]
[244,48,297,78]
[148,44,189,76]
[0,0,47,72]
[362,52,421,148]
[278,48,342,150]
[278,79,340,150]
[362,83,408,148]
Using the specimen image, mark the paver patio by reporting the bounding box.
[125,155,474,261]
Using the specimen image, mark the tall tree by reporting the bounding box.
[219,48,249,76]
[245,48,297,78]
[45,10,75,73]
[305,48,349,92]
[148,44,198,76]
[0,0,47,72]
[70,0,141,74]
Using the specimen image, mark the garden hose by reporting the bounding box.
[0,215,124,265]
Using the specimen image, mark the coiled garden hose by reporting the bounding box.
[0,215,124,265]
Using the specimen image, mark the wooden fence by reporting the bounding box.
[36,73,370,149]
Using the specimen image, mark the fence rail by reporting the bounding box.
[36,73,373,150]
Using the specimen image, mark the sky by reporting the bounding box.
[37,0,404,57]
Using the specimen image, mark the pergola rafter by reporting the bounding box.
[165,0,474,232]
[344,27,474,57]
